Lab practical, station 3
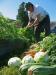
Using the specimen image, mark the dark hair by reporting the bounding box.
[25,2,34,10]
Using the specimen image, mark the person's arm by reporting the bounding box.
[27,21,32,27]
[33,16,39,26]
[27,18,34,27]
[30,15,39,27]
[26,17,39,28]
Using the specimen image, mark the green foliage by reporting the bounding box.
[0,16,31,66]
[16,2,29,27]
[0,67,21,75]
[0,16,18,39]
[38,33,56,51]
[48,41,56,65]
[0,16,44,43]
[36,33,56,65]
[17,27,35,43]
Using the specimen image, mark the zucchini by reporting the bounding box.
[28,65,55,75]
[19,63,46,75]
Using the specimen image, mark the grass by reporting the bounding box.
[0,66,21,75]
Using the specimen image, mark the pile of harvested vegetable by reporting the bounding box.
[7,33,56,75]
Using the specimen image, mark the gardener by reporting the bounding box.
[25,2,51,42]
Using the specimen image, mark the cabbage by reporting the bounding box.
[22,55,35,64]
[8,57,21,67]
[34,52,49,63]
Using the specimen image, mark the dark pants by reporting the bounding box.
[34,15,51,42]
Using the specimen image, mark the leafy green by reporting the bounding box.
[17,27,35,43]
[36,33,56,65]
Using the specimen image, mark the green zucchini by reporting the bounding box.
[28,65,56,75]
[19,63,45,75]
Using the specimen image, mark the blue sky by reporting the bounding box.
[0,0,56,21]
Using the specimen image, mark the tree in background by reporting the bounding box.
[16,2,29,27]
[0,12,3,17]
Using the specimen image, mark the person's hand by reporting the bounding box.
[26,22,33,28]
[26,25,32,28]
[33,17,39,26]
